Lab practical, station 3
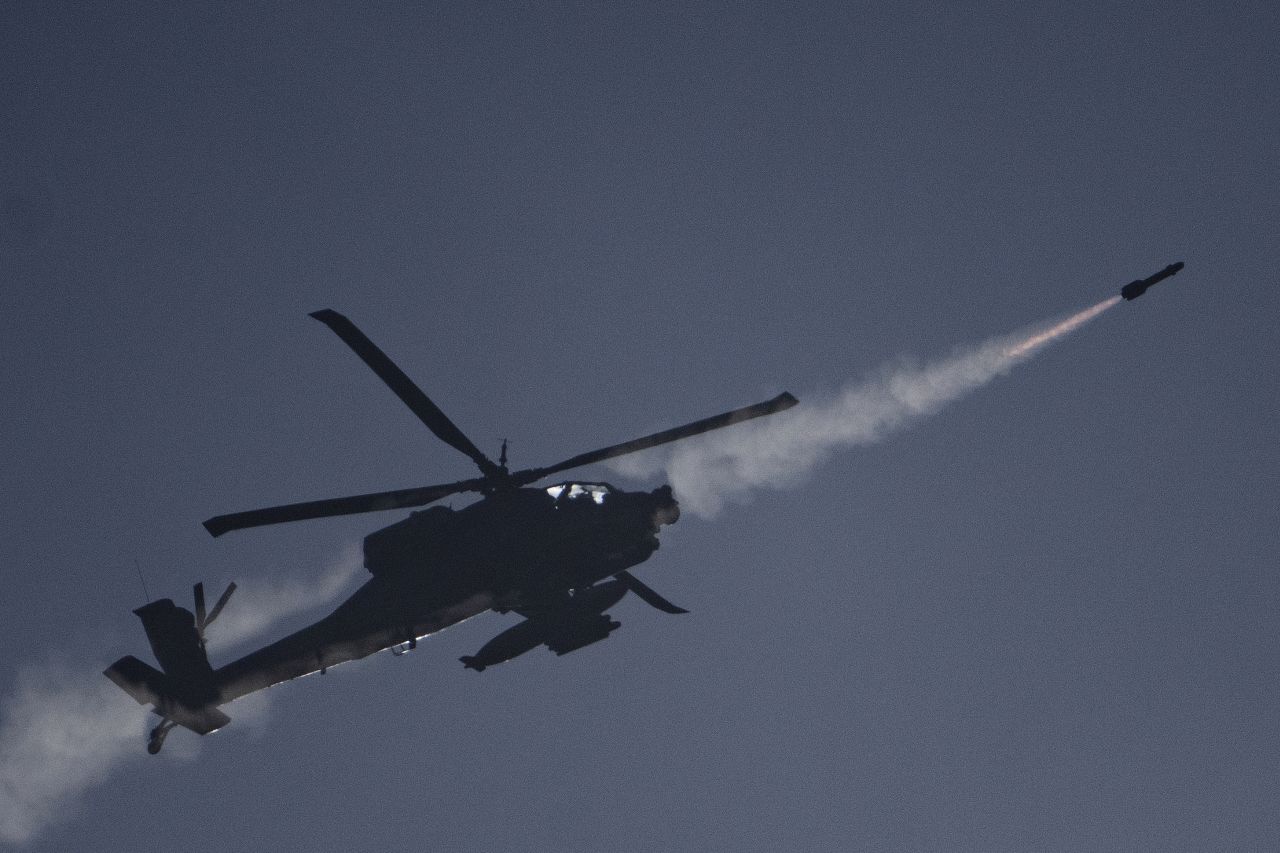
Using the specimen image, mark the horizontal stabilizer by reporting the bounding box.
[104,656,167,706]
[104,656,231,735]
[168,704,231,736]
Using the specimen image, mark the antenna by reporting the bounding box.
[133,558,152,602]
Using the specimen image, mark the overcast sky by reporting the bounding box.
[2,3,1277,850]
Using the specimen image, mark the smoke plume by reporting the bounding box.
[0,665,144,845]
[205,543,364,654]
[0,546,364,846]
[618,297,1121,516]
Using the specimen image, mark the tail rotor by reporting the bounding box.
[193,581,237,651]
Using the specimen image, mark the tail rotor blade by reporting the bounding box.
[194,582,207,630]
[204,582,237,628]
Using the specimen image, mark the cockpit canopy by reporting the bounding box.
[545,482,615,505]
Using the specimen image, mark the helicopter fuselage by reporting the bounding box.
[105,308,794,753]
[211,482,679,704]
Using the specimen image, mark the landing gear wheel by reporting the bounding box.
[147,720,176,755]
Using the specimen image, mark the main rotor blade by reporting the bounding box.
[511,392,798,485]
[203,477,489,537]
[309,309,501,478]
[615,570,688,614]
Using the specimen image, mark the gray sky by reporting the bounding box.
[2,3,1277,850]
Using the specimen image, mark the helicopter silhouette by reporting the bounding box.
[105,309,797,753]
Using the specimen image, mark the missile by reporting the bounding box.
[1121,261,1185,301]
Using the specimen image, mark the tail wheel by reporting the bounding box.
[147,719,176,755]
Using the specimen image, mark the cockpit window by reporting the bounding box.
[546,482,612,505]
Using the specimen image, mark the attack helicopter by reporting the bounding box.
[105,309,797,753]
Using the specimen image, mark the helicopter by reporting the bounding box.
[105,309,798,753]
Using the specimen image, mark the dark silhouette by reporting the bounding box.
[1121,261,1185,301]
[105,309,797,754]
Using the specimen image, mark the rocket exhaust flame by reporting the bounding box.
[1004,296,1121,360]
[614,295,1124,516]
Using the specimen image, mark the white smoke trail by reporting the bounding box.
[617,297,1122,516]
[0,545,365,846]
[204,543,364,654]
[1005,296,1119,359]
[0,664,145,845]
